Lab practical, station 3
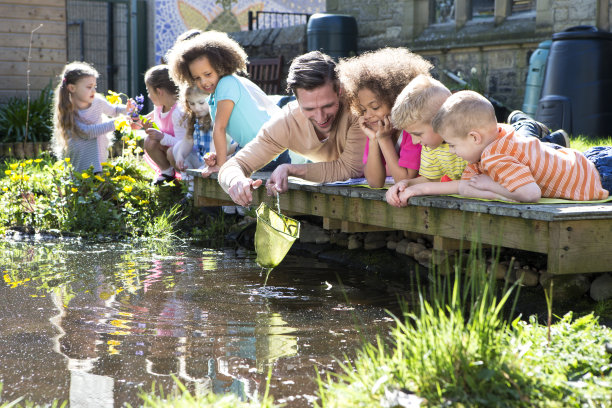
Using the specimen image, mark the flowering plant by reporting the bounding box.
[106,91,156,156]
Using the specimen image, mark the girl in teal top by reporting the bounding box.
[166,30,289,175]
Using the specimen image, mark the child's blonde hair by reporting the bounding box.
[179,85,212,136]
[432,90,497,139]
[144,64,179,98]
[52,61,99,158]
[337,47,433,117]
[166,30,248,86]
[391,74,451,131]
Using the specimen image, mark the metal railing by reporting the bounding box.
[248,11,311,31]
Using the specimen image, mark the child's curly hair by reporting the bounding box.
[167,30,248,86]
[337,47,433,116]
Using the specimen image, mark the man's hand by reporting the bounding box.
[265,164,291,195]
[228,178,263,206]
[386,179,411,207]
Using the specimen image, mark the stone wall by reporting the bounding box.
[229,24,308,94]
[322,0,612,111]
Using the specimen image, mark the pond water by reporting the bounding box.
[0,239,415,407]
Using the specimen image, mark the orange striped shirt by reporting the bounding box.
[462,124,609,200]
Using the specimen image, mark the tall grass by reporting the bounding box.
[315,247,612,407]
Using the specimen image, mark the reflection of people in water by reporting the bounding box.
[51,266,115,407]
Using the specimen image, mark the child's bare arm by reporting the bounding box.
[210,100,234,172]
[396,180,460,206]
[464,174,541,202]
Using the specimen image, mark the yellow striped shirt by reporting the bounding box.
[419,143,467,180]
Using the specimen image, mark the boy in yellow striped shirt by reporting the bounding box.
[386,75,467,206]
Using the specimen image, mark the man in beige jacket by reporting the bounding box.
[218,51,367,206]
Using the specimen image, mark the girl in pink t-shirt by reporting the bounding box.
[142,65,187,185]
[337,48,432,187]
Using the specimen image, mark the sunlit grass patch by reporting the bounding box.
[570,135,612,152]
[315,250,612,407]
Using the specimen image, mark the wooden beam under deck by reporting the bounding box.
[189,171,612,276]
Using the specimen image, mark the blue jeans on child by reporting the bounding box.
[583,146,612,193]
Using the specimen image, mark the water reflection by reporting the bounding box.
[0,240,411,407]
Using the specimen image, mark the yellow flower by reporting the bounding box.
[34,159,42,163]
[123,185,133,193]
[115,166,124,172]
[9,163,18,170]
[81,173,90,179]
[95,175,105,182]
[71,187,78,193]
[25,159,33,164]
[4,170,11,175]
[19,163,25,167]
[115,118,130,133]
[104,172,110,177]
[23,175,30,181]
[100,162,109,167]
[2,187,8,192]
[106,90,122,105]
[64,158,70,163]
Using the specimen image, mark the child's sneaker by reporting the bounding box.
[507,110,550,138]
[153,172,176,186]
[542,129,570,148]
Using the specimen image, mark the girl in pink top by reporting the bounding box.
[142,65,187,185]
[337,47,432,187]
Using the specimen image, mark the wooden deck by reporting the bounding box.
[188,171,612,276]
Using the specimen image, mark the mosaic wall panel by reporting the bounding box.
[155,0,323,62]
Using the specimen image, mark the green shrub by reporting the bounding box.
[0,83,53,143]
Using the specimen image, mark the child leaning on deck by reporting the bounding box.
[166,30,290,176]
[337,48,432,188]
[395,90,609,203]
[385,75,468,206]
[51,61,134,173]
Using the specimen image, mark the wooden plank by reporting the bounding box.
[0,33,65,49]
[0,61,64,77]
[547,219,612,274]
[323,217,342,230]
[0,0,66,7]
[0,19,66,35]
[196,197,235,207]
[190,174,612,275]
[433,236,466,251]
[340,221,392,233]
[0,75,58,91]
[0,4,65,21]
[0,46,66,63]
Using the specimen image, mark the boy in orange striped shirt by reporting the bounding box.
[395,90,608,203]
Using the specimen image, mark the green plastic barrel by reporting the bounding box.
[307,13,358,59]
[522,40,551,117]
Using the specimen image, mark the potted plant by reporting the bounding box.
[0,83,53,158]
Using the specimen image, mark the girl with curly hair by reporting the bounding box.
[337,47,433,188]
[166,30,289,176]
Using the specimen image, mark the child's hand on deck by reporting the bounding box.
[386,179,411,207]
[200,165,220,178]
[204,152,217,167]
